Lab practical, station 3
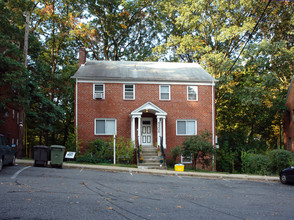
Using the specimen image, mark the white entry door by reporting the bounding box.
[141,118,153,146]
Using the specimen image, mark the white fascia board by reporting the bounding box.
[76,79,216,86]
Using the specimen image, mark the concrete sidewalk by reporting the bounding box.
[16,159,279,182]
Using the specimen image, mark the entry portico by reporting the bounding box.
[130,102,167,148]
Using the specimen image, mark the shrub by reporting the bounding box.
[65,129,83,154]
[181,130,213,169]
[170,146,181,165]
[241,152,270,175]
[76,137,135,165]
[78,138,113,163]
[268,149,292,174]
[76,155,111,164]
[113,137,134,164]
[217,148,236,173]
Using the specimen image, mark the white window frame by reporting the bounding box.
[93,84,105,99]
[181,153,192,164]
[123,84,135,100]
[187,86,198,101]
[159,85,170,100]
[94,118,117,135]
[176,119,197,136]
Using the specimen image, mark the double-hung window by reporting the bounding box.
[95,119,116,135]
[159,85,170,100]
[187,86,198,101]
[94,84,105,99]
[176,120,197,135]
[124,84,135,100]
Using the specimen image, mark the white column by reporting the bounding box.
[163,117,166,149]
[138,116,141,146]
[131,116,135,147]
[157,117,160,146]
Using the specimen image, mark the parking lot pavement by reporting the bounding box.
[15,159,279,182]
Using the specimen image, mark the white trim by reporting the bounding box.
[94,118,117,135]
[123,84,135,100]
[212,82,215,146]
[77,79,215,86]
[131,101,167,115]
[75,81,78,128]
[181,153,192,164]
[93,84,105,99]
[159,85,170,101]
[176,119,197,136]
[211,82,215,171]
[187,86,198,101]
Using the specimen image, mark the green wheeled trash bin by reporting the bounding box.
[33,145,50,167]
[50,145,65,168]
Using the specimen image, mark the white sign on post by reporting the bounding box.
[65,152,76,159]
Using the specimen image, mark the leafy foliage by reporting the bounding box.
[77,137,135,164]
[241,152,271,175]
[181,130,214,169]
[75,0,160,61]
[170,145,181,165]
[268,149,292,174]
[109,136,134,164]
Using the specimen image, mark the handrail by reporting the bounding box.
[160,136,166,166]
[137,141,140,164]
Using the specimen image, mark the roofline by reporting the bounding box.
[286,75,294,104]
[74,78,217,85]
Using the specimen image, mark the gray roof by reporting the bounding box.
[73,60,216,83]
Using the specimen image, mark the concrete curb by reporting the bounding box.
[16,159,279,182]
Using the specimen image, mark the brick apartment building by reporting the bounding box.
[0,107,22,151]
[284,76,294,152]
[73,48,217,165]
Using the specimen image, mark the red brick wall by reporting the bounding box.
[76,82,215,156]
[284,106,294,153]
[0,108,20,146]
[283,82,294,153]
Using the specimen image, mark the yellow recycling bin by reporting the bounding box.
[174,164,184,172]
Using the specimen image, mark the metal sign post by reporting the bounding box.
[113,135,116,165]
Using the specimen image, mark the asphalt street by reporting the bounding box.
[0,164,293,220]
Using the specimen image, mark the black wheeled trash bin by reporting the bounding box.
[50,145,65,168]
[33,145,50,167]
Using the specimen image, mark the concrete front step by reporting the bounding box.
[142,160,161,165]
[139,145,164,169]
[144,158,161,162]
[138,165,165,170]
[143,153,158,157]
[144,156,160,160]
[142,150,156,153]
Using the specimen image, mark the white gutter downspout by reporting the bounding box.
[75,79,78,152]
[212,81,215,171]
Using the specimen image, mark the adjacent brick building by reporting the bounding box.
[73,49,217,165]
[0,107,21,149]
[283,76,294,152]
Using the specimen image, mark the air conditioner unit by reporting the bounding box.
[94,93,103,99]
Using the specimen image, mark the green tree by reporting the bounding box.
[181,130,214,169]
[76,0,160,61]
